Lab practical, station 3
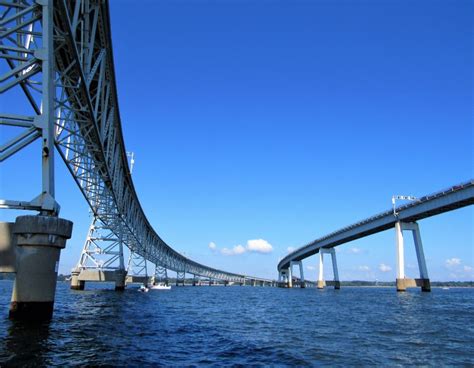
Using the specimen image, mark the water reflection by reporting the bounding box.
[2,319,51,366]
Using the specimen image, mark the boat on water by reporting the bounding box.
[138,285,149,292]
[149,283,171,290]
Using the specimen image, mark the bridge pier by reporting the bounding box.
[70,269,85,290]
[126,251,149,287]
[9,216,73,321]
[290,260,305,288]
[115,270,127,291]
[317,248,340,290]
[395,221,430,292]
[71,216,127,290]
[278,269,290,287]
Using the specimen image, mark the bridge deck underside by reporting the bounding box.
[279,182,473,270]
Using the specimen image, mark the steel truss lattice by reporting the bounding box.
[75,215,124,271]
[1,0,270,283]
[127,251,147,279]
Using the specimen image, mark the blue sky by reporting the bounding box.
[1,0,472,281]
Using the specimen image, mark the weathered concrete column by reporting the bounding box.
[70,268,85,290]
[115,270,126,291]
[10,215,73,320]
[0,222,16,273]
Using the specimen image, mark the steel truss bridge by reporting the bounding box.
[0,0,273,287]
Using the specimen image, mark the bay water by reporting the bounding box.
[0,281,473,366]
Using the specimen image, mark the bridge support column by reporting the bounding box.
[288,266,293,288]
[317,251,325,289]
[70,269,85,290]
[290,260,305,288]
[395,221,430,292]
[278,269,290,287]
[126,251,149,287]
[9,216,73,321]
[330,249,341,289]
[71,216,127,290]
[115,270,126,291]
[317,248,339,289]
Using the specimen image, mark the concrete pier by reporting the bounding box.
[396,278,431,292]
[115,270,126,291]
[395,221,431,292]
[0,222,16,273]
[70,269,85,290]
[9,215,73,321]
[316,248,340,290]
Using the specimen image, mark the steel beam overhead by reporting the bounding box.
[0,0,273,284]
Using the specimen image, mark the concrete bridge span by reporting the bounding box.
[278,181,474,291]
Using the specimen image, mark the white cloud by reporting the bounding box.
[379,263,392,272]
[217,238,274,256]
[348,247,362,254]
[246,239,273,254]
[463,265,473,272]
[234,244,246,254]
[287,246,295,253]
[221,244,246,256]
[445,258,461,268]
[358,265,370,271]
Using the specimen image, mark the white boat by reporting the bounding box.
[138,285,149,292]
[149,283,171,290]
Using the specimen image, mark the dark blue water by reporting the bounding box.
[0,281,473,366]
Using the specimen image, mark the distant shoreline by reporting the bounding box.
[0,274,472,287]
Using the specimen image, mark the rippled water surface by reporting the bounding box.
[0,281,473,366]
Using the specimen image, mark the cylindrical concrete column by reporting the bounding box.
[10,215,73,320]
[70,268,85,290]
[115,270,126,291]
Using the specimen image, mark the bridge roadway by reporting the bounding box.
[278,181,474,273]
